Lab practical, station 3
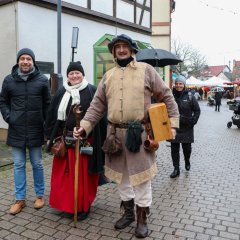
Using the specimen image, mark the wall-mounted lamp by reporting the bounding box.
[171,0,176,13]
[71,27,79,62]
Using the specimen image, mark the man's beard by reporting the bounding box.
[20,66,32,73]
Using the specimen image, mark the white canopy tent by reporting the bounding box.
[186,76,205,86]
[203,76,231,87]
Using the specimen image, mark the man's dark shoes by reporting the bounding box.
[114,199,135,229]
[185,160,191,171]
[170,167,180,178]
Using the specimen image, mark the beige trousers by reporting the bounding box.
[117,158,152,207]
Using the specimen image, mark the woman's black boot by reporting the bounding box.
[185,159,191,171]
[170,167,180,178]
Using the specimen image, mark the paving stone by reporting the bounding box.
[21,229,43,239]
[38,236,55,240]
[53,230,70,239]
[67,228,88,237]
[5,233,28,240]
[10,225,26,234]
[0,229,10,238]
[0,220,15,230]
[204,228,218,236]
[219,231,240,240]
[10,217,30,226]
[35,225,58,236]
[195,233,210,240]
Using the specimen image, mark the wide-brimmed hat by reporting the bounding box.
[108,34,138,54]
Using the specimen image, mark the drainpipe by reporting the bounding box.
[57,0,63,88]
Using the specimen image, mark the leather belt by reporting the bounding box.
[114,123,129,129]
[108,121,145,129]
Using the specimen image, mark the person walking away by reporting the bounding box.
[214,91,222,112]
[198,87,203,100]
[0,48,51,214]
[45,61,107,221]
[73,34,179,238]
[169,76,200,178]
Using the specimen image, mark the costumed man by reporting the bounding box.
[169,76,201,178]
[73,34,179,238]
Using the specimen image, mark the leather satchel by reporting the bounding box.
[102,124,122,155]
[51,136,67,158]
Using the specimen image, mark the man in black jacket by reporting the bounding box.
[0,48,51,215]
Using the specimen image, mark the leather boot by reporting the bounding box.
[185,159,191,171]
[170,167,180,178]
[135,205,149,238]
[114,199,135,229]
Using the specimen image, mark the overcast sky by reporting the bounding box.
[171,0,240,68]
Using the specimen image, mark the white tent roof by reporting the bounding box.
[203,76,231,87]
[186,76,205,86]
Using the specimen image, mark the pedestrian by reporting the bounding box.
[73,34,179,238]
[169,76,200,178]
[0,48,51,215]
[194,90,201,101]
[198,87,203,100]
[45,61,107,221]
[214,91,222,112]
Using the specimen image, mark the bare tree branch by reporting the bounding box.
[171,38,208,77]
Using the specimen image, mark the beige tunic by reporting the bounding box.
[81,60,179,186]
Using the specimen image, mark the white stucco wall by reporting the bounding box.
[0,4,18,81]
[63,0,150,28]
[0,1,151,129]
[0,3,18,129]
[17,2,150,82]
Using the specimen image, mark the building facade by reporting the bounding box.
[0,0,173,139]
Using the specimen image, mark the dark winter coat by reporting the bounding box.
[0,64,51,147]
[171,89,200,143]
[214,92,222,105]
[44,84,107,174]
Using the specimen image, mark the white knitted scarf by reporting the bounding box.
[57,78,88,120]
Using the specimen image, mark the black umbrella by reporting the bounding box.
[136,48,182,67]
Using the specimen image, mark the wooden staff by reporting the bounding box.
[73,104,81,227]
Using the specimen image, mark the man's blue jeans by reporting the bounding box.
[12,147,44,200]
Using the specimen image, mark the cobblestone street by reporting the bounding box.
[0,99,240,240]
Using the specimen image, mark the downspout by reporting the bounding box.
[13,0,18,53]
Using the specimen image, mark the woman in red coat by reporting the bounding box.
[45,61,106,220]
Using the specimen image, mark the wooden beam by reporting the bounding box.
[139,0,147,25]
[152,22,170,26]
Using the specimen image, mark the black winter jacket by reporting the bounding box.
[0,64,51,147]
[171,89,200,143]
[214,92,222,105]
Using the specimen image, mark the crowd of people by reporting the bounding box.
[0,34,204,238]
